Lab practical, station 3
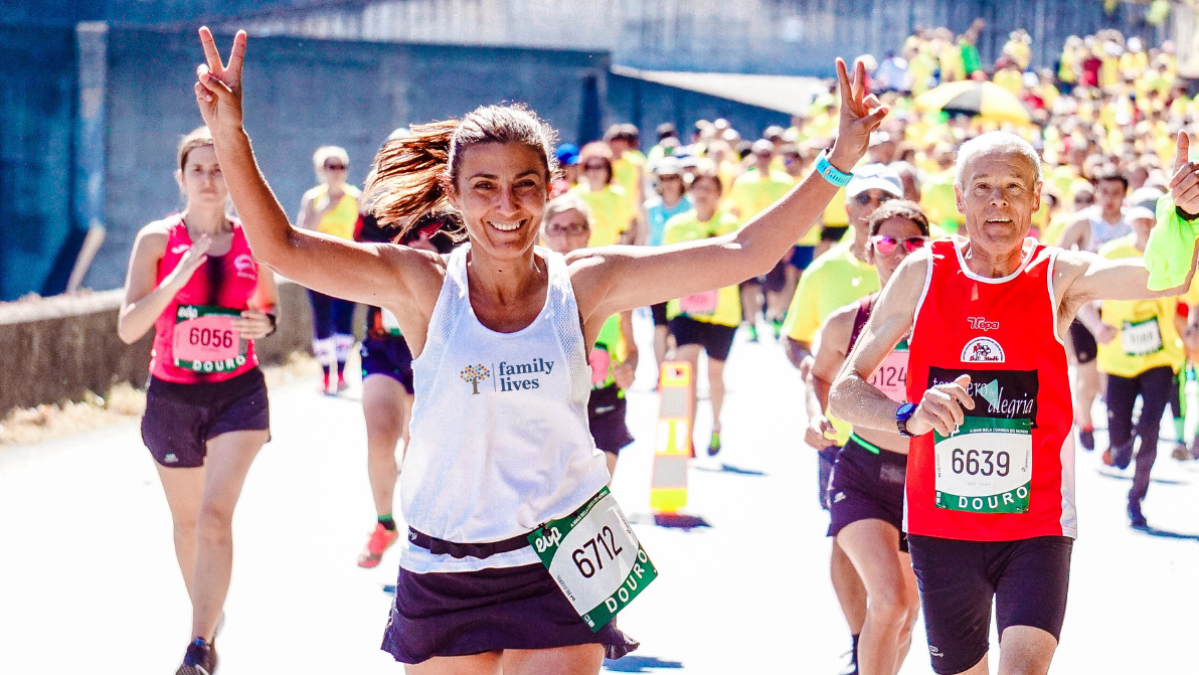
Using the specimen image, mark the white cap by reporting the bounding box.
[846,163,904,198]
[1126,206,1155,223]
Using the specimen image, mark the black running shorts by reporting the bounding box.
[588,384,634,455]
[650,302,669,327]
[361,335,415,394]
[827,436,908,552]
[1068,320,1097,364]
[908,534,1073,675]
[141,368,270,468]
[669,316,736,362]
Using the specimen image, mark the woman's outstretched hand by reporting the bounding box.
[829,57,890,171]
[194,27,247,133]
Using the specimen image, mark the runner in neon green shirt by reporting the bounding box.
[663,170,741,456]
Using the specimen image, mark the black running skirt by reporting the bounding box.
[382,563,639,664]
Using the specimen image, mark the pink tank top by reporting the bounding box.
[150,216,260,383]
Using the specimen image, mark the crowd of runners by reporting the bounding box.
[114,19,1199,675]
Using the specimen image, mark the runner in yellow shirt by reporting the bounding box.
[731,139,800,340]
[663,169,741,456]
[570,146,638,246]
[1077,207,1199,528]
[297,145,361,393]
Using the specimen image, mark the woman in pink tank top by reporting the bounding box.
[117,126,278,675]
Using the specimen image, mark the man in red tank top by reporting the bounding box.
[828,131,1199,675]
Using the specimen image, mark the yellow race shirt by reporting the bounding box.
[920,169,962,232]
[1096,235,1197,377]
[306,184,361,241]
[731,168,799,236]
[664,211,742,327]
[782,241,879,343]
[612,150,645,208]
[570,183,634,247]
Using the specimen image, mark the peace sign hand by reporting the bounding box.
[828,57,890,172]
[194,27,247,133]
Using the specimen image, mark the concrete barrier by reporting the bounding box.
[0,279,332,416]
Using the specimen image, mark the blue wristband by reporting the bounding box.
[816,150,853,188]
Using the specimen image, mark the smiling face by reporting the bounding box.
[177,145,227,209]
[446,142,550,260]
[955,149,1042,256]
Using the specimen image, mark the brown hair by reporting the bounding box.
[177,126,214,171]
[688,167,723,195]
[867,200,930,237]
[364,104,559,237]
[578,142,615,185]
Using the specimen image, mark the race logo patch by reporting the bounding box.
[961,337,1005,363]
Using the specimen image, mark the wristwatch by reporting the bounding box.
[815,150,853,188]
[895,402,918,438]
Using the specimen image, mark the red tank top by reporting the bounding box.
[905,238,1076,541]
[150,216,260,383]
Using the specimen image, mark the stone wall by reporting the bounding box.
[0,280,318,415]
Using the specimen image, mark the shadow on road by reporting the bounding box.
[1134,526,1199,541]
[603,655,684,672]
[652,514,711,530]
[693,463,767,476]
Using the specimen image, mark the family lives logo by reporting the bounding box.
[460,359,556,394]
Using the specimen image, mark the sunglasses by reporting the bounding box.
[855,192,896,206]
[325,163,347,171]
[871,235,927,255]
[584,163,607,171]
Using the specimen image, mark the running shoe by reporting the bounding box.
[836,647,858,675]
[176,637,217,675]
[1128,500,1148,530]
[746,324,759,343]
[1172,442,1189,462]
[1111,443,1134,470]
[337,374,350,394]
[358,522,400,569]
[1102,448,1114,467]
[318,371,330,395]
[707,432,722,457]
[1079,427,1095,452]
[771,319,783,340]
[1190,436,1199,461]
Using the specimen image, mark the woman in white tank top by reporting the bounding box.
[194,29,886,674]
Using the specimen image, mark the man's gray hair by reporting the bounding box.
[954,132,1043,189]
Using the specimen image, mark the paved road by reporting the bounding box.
[2,313,1197,674]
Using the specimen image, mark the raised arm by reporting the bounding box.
[1058,133,1199,310]
[192,28,436,319]
[572,58,888,322]
[1057,245,1199,308]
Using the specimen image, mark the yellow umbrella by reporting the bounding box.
[915,80,1031,125]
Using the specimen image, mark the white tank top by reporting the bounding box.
[399,244,610,573]
[1087,208,1131,252]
